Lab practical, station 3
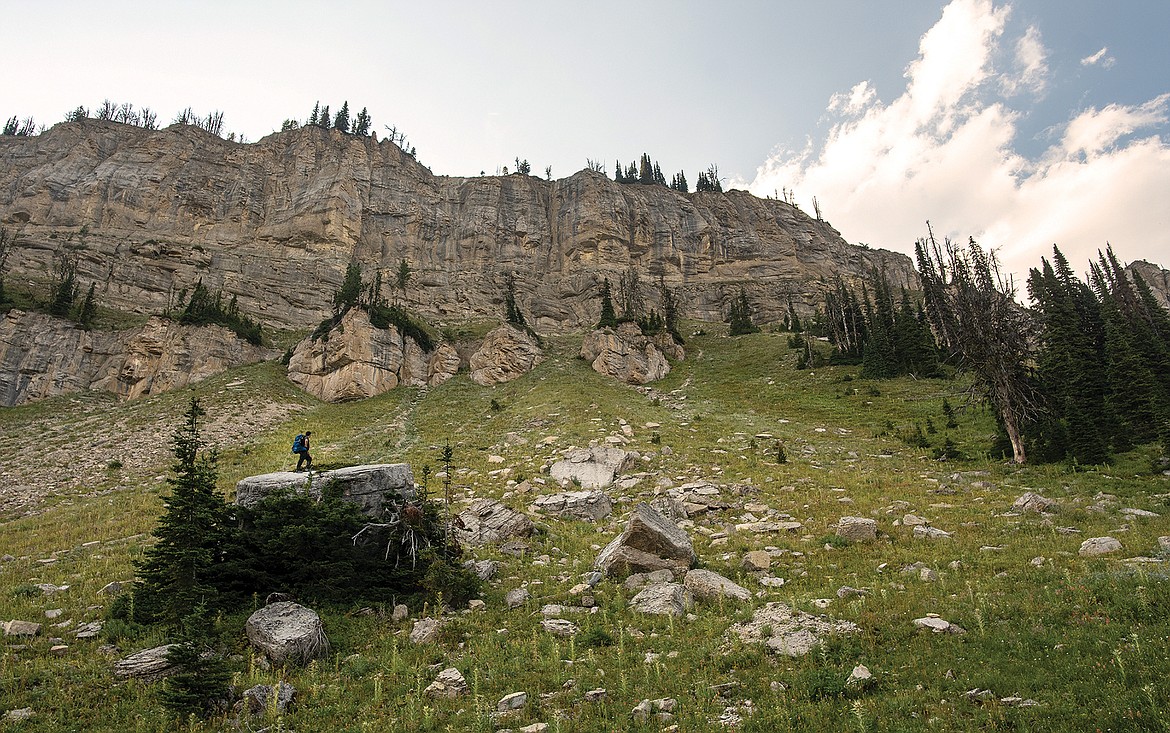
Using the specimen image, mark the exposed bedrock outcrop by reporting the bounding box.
[0,121,917,331]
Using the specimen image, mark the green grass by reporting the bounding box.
[1,327,1168,731]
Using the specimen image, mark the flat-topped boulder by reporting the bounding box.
[235,464,415,517]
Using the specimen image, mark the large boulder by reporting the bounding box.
[628,583,693,617]
[683,569,752,602]
[287,308,457,402]
[454,499,535,546]
[235,463,415,517]
[549,445,636,489]
[530,490,613,522]
[580,322,678,384]
[595,503,696,577]
[113,644,181,681]
[245,602,329,665]
[468,324,543,385]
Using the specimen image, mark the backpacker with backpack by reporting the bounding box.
[292,434,306,453]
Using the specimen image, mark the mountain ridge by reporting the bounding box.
[1,120,915,329]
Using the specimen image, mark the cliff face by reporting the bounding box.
[0,310,276,406]
[1,121,916,329]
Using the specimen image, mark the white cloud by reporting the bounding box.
[746,0,1170,283]
[1001,25,1047,96]
[1081,47,1116,68]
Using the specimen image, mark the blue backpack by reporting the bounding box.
[292,434,306,453]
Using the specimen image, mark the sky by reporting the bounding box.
[2,0,1168,284]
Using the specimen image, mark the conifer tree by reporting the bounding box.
[334,262,363,314]
[504,272,527,327]
[318,105,330,128]
[78,282,98,329]
[597,277,618,328]
[728,289,759,335]
[308,101,320,127]
[133,398,229,626]
[674,170,688,193]
[638,154,654,184]
[614,160,623,183]
[352,106,371,136]
[333,101,351,133]
[160,603,231,718]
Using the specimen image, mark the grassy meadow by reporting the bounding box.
[1,325,1168,732]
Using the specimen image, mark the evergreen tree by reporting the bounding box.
[653,162,666,186]
[674,170,688,193]
[728,289,759,335]
[334,262,363,314]
[308,101,320,127]
[133,398,230,626]
[47,251,80,317]
[617,268,644,323]
[597,277,618,328]
[160,603,231,718]
[333,101,351,133]
[892,291,940,377]
[788,300,803,333]
[352,106,371,136]
[658,275,682,340]
[614,160,623,183]
[318,105,330,129]
[638,154,654,184]
[504,272,527,327]
[78,282,98,329]
[395,258,412,304]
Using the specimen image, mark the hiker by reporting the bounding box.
[293,430,313,472]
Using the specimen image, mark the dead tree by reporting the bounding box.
[915,225,1039,463]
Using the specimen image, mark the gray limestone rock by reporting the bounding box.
[1012,492,1058,514]
[245,602,329,665]
[425,667,469,698]
[683,569,752,602]
[113,644,180,681]
[410,617,444,644]
[835,516,877,542]
[235,463,416,518]
[530,490,613,522]
[454,499,535,546]
[505,588,531,609]
[1079,536,1122,556]
[3,620,42,637]
[628,583,693,617]
[238,682,297,717]
[580,323,674,384]
[595,503,696,577]
[549,446,636,489]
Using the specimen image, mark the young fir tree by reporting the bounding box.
[308,101,320,127]
[597,277,618,328]
[133,398,229,626]
[333,101,351,133]
[504,272,527,327]
[160,603,231,718]
[352,106,371,136]
[78,282,98,329]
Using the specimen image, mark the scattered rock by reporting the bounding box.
[425,667,469,698]
[497,691,528,712]
[1121,507,1159,518]
[74,621,102,639]
[846,664,873,687]
[410,617,444,644]
[1012,492,1058,514]
[913,525,953,540]
[1079,536,1122,556]
[505,588,531,609]
[237,681,296,717]
[834,517,877,542]
[98,581,129,595]
[454,499,535,546]
[245,602,329,665]
[632,697,679,723]
[467,559,499,580]
[34,583,69,595]
[595,503,696,577]
[1158,536,1170,552]
[913,615,966,634]
[629,583,694,617]
[727,602,859,657]
[540,618,579,637]
[391,604,409,622]
[113,644,181,681]
[836,586,868,599]
[902,514,928,526]
[742,550,772,572]
[530,490,613,522]
[549,446,635,489]
[3,620,41,637]
[3,708,33,722]
[683,569,751,602]
[519,724,549,733]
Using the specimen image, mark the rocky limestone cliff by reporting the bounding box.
[287,308,457,402]
[1,121,916,330]
[1126,260,1170,310]
[0,310,275,405]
